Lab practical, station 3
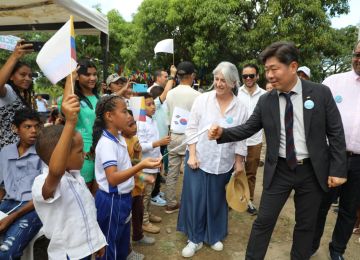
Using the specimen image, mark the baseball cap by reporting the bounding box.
[106,73,127,86]
[177,61,195,75]
[297,66,311,78]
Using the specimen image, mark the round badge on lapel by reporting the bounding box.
[226,117,234,124]
[304,100,314,110]
[334,95,343,103]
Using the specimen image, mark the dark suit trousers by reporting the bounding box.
[246,158,324,260]
[312,155,360,254]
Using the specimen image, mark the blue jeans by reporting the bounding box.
[0,200,42,259]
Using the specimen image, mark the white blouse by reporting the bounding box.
[186,91,248,175]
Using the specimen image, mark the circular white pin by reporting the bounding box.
[304,100,314,109]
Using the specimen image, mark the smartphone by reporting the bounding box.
[22,41,45,52]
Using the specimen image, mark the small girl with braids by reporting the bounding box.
[0,41,36,150]
[59,59,99,192]
[91,95,161,260]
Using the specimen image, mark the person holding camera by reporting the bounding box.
[0,41,36,150]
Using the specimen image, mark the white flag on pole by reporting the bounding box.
[36,19,77,84]
[154,39,174,54]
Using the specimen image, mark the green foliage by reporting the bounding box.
[116,0,356,83]
[0,0,356,90]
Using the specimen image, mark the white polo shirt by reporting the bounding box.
[32,166,107,260]
[95,130,134,194]
[238,85,266,146]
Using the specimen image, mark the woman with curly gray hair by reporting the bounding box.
[177,61,248,258]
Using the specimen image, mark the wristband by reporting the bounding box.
[168,76,175,81]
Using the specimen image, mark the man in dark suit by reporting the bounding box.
[208,41,347,260]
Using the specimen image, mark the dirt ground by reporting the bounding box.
[132,166,360,260]
[33,166,359,259]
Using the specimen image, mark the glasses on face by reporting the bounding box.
[242,74,256,79]
[352,52,360,59]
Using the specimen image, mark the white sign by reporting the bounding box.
[0,35,20,51]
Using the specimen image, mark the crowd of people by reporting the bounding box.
[0,39,359,260]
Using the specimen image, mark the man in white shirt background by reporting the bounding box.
[35,94,48,122]
[147,69,168,93]
[238,64,266,215]
[312,40,360,260]
[297,66,311,81]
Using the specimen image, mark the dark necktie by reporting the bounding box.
[281,92,297,170]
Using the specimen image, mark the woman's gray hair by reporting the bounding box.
[212,62,240,89]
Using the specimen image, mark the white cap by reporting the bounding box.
[297,66,311,78]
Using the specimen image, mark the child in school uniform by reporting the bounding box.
[32,78,107,260]
[136,93,171,234]
[91,95,161,260]
[0,109,43,259]
[122,113,156,260]
[123,113,156,241]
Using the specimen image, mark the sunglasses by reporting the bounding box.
[352,52,360,59]
[242,74,256,79]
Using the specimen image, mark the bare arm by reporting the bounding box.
[0,41,33,97]
[159,65,177,103]
[105,157,161,187]
[42,85,80,200]
[234,154,245,176]
[0,187,5,201]
[0,200,35,232]
[187,143,200,169]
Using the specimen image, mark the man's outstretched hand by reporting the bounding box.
[208,125,223,140]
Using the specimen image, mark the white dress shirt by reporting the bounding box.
[186,91,248,175]
[32,166,107,260]
[278,77,309,160]
[323,70,360,153]
[238,84,266,146]
[137,115,161,173]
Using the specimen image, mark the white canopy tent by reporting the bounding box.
[0,0,109,78]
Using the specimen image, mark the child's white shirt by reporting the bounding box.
[32,166,107,260]
[95,130,134,194]
[137,115,161,173]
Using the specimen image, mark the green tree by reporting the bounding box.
[120,0,355,83]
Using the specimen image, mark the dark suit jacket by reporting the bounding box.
[218,79,347,191]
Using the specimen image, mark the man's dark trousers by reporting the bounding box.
[246,158,324,260]
[312,155,360,254]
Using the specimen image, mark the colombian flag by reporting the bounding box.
[129,97,147,122]
[70,16,76,61]
[36,16,77,84]
[139,96,146,122]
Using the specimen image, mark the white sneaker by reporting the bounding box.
[211,241,223,251]
[181,241,203,258]
[151,194,167,206]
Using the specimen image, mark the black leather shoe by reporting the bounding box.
[329,250,344,260]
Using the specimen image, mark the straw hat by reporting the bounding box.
[226,171,250,212]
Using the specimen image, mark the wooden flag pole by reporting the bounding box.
[172,39,175,65]
[70,15,75,94]
[70,64,74,94]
